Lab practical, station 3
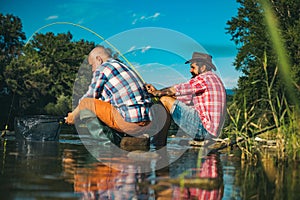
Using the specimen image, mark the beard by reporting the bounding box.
[191,72,197,78]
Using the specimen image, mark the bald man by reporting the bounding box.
[66,46,170,146]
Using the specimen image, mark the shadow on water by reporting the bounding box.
[0,131,300,199]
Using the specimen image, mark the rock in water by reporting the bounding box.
[120,136,150,151]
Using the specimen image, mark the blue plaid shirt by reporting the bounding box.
[80,59,152,122]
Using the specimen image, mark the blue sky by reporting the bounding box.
[1,0,242,89]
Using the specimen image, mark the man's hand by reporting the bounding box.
[145,84,158,95]
[65,106,80,125]
[65,112,75,124]
[146,84,176,97]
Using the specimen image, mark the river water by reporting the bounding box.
[0,128,299,200]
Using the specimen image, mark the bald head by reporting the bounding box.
[89,46,111,58]
[88,46,112,72]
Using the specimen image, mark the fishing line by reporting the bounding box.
[25,21,145,83]
[23,22,153,126]
[1,92,15,137]
[1,140,7,173]
[2,22,146,136]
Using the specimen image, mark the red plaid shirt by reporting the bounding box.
[172,154,223,200]
[173,71,226,137]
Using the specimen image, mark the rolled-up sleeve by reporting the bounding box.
[173,78,206,105]
[174,82,192,96]
[173,82,193,105]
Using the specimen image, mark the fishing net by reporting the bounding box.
[14,115,63,141]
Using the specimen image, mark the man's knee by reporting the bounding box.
[160,96,176,112]
[79,98,95,112]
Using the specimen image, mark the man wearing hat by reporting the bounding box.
[146,52,226,140]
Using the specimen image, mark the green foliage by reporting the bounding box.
[5,31,95,114]
[225,0,300,161]
[0,13,26,88]
[225,49,300,161]
[5,49,51,113]
[44,94,71,115]
[226,0,300,128]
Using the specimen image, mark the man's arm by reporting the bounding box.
[66,68,106,124]
[65,106,80,124]
[146,84,176,97]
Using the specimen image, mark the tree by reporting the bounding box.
[0,13,26,90]
[0,13,26,130]
[226,0,300,128]
[5,32,95,115]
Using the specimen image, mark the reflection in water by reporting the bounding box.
[172,153,224,200]
[62,146,224,200]
[1,134,300,200]
[8,140,60,175]
[155,151,224,200]
[0,139,74,200]
[62,149,152,199]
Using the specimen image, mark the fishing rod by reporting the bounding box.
[1,93,15,138]
[25,21,145,83]
[1,22,147,137]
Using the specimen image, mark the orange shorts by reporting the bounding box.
[78,98,170,137]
